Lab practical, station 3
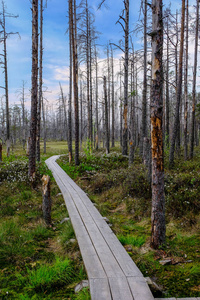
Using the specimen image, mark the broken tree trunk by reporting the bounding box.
[42,175,52,225]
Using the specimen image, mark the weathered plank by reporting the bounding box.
[46,156,154,300]
[89,278,112,300]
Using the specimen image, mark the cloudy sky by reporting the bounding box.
[0,0,192,108]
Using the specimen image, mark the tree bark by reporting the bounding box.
[151,0,165,249]
[42,175,52,225]
[104,76,110,154]
[122,0,129,156]
[169,0,185,167]
[2,2,10,157]
[70,0,79,165]
[110,44,115,148]
[36,0,43,162]
[29,0,39,180]
[68,0,73,163]
[189,0,199,159]
[141,0,147,157]
[184,0,189,160]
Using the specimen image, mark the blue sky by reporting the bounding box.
[0,0,186,107]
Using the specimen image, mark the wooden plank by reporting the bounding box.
[89,278,112,300]
[51,157,143,277]
[109,277,134,300]
[46,156,154,300]
[127,277,154,300]
[46,158,106,280]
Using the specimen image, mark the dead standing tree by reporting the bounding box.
[36,0,44,162]
[0,1,19,157]
[150,0,166,249]
[69,0,79,165]
[115,0,129,155]
[189,0,199,159]
[29,0,39,180]
[169,0,185,167]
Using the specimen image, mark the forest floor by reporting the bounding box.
[0,141,200,299]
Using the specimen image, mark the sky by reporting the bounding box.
[0,0,192,109]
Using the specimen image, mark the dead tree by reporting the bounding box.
[69,0,79,165]
[169,0,185,167]
[141,0,147,158]
[104,76,109,154]
[42,175,52,225]
[36,0,44,162]
[189,0,199,159]
[68,3,73,163]
[184,0,189,160]
[150,0,165,249]
[116,0,129,155]
[29,0,39,180]
[110,43,115,148]
[0,1,18,156]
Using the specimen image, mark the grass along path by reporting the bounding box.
[58,148,200,298]
[0,142,90,300]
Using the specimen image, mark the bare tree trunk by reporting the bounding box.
[189,0,199,159]
[95,46,99,150]
[129,46,135,164]
[122,0,129,155]
[36,0,43,162]
[2,2,10,157]
[169,0,185,167]
[41,96,46,153]
[119,59,123,148]
[184,0,189,160]
[89,34,93,149]
[141,0,147,157]
[70,0,79,165]
[110,44,115,148]
[104,76,109,154]
[42,175,52,225]
[68,0,73,163]
[29,0,39,180]
[165,16,169,148]
[80,80,83,149]
[59,82,68,141]
[151,0,165,249]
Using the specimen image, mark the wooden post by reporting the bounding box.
[42,175,52,225]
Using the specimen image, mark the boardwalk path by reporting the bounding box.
[46,156,200,300]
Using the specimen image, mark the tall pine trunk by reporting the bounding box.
[151,0,165,249]
[189,0,199,159]
[169,0,185,167]
[36,0,43,162]
[29,0,39,180]
[122,0,129,155]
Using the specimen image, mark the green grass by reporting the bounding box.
[0,142,88,299]
[117,234,146,247]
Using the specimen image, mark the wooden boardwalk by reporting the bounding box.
[46,156,199,300]
[46,155,154,300]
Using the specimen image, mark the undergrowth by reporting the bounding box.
[59,147,200,298]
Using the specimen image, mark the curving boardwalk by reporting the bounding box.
[46,156,199,300]
[46,155,154,300]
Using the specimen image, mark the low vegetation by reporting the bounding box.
[58,146,200,298]
[0,142,90,300]
[1,142,200,298]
